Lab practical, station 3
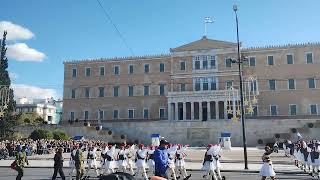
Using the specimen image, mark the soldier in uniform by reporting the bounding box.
[52,147,66,180]
[147,145,155,176]
[85,146,99,177]
[74,144,84,180]
[202,144,218,180]
[68,145,77,179]
[259,146,276,180]
[100,144,108,175]
[117,146,128,173]
[15,146,29,180]
[105,145,116,174]
[135,144,148,180]
[175,145,191,180]
[167,144,178,180]
[126,144,135,176]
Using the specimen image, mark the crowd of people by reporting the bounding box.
[282,139,320,179]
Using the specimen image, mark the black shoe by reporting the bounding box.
[203,175,207,178]
[222,176,226,180]
[184,174,191,180]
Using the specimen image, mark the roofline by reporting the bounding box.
[243,42,320,51]
[63,54,170,64]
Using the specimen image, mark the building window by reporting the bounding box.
[308,78,316,89]
[99,66,105,76]
[128,86,134,97]
[225,81,233,89]
[287,54,293,64]
[143,108,149,119]
[71,89,76,99]
[195,78,201,91]
[267,56,274,65]
[70,112,75,121]
[270,105,277,116]
[202,56,208,69]
[159,108,165,119]
[144,64,149,73]
[288,79,296,90]
[210,78,217,90]
[113,110,119,119]
[306,52,313,64]
[203,78,209,90]
[144,85,149,96]
[159,84,165,96]
[195,60,200,70]
[72,68,77,78]
[289,104,297,116]
[180,83,186,92]
[128,65,134,74]
[113,86,119,97]
[310,104,318,115]
[98,87,104,97]
[225,58,232,68]
[85,67,91,77]
[249,57,256,67]
[268,79,276,90]
[114,65,120,75]
[160,63,165,72]
[180,61,186,70]
[128,109,134,119]
[84,110,89,120]
[85,87,90,98]
[210,56,216,68]
[98,110,104,120]
[250,80,257,91]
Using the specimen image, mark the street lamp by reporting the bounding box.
[232,4,249,170]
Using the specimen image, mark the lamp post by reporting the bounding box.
[232,4,249,170]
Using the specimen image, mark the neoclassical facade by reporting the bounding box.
[63,36,320,122]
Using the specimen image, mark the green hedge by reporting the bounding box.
[29,129,70,140]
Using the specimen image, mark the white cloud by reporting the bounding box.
[7,43,46,62]
[9,72,19,80]
[12,84,58,100]
[0,21,34,40]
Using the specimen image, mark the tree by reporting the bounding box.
[29,129,53,140]
[52,130,70,140]
[0,31,16,139]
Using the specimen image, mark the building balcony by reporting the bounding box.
[167,89,239,102]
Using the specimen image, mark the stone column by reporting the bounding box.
[190,101,194,120]
[168,102,172,121]
[175,102,179,120]
[199,101,203,121]
[207,101,211,120]
[215,101,219,120]
[224,100,228,119]
[183,102,187,120]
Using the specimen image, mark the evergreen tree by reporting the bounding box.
[0,31,17,139]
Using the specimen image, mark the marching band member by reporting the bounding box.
[135,144,148,180]
[175,144,191,180]
[117,145,128,173]
[147,145,155,176]
[85,146,99,177]
[259,146,276,180]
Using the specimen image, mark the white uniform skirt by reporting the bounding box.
[127,159,134,167]
[307,154,312,165]
[118,160,128,167]
[147,159,155,168]
[105,160,117,169]
[201,161,216,171]
[69,160,75,168]
[168,159,175,169]
[87,159,97,167]
[259,163,276,177]
[136,159,147,169]
[175,159,185,167]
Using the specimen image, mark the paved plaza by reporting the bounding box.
[0,147,316,179]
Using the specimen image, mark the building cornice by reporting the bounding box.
[63,54,170,64]
[243,42,320,52]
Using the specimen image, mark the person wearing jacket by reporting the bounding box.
[52,147,65,180]
[154,139,169,178]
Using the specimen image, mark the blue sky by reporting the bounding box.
[1,0,320,99]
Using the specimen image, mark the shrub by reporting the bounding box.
[52,130,70,140]
[29,129,53,140]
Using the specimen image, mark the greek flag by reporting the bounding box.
[204,17,214,23]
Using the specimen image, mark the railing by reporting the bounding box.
[167,89,238,97]
[59,118,168,125]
